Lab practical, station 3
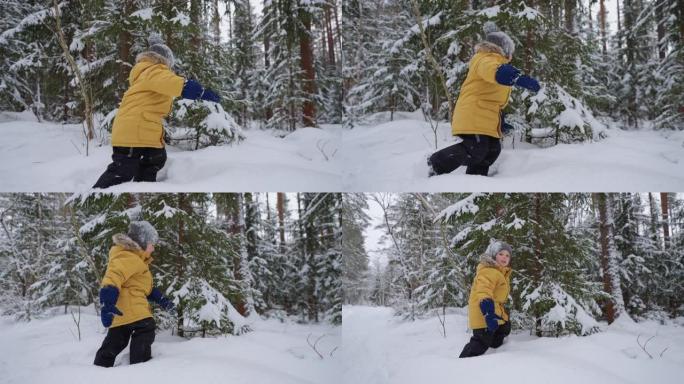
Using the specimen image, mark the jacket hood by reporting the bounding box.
[128,60,157,85]
[478,251,512,275]
[474,41,510,62]
[136,50,172,67]
[112,233,152,263]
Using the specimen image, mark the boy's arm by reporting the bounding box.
[474,55,504,84]
[137,67,221,103]
[136,66,185,97]
[101,253,146,289]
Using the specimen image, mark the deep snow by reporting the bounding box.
[1,110,683,192]
[341,305,684,384]
[0,307,341,384]
[0,111,343,192]
[341,111,684,192]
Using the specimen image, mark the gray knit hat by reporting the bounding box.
[483,22,515,58]
[149,43,175,67]
[485,240,513,259]
[127,221,159,249]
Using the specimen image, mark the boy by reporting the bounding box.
[93,221,174,367]
[428,25,540,177]
[93,44,220,188]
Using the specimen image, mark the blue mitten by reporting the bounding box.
[480,298,503,333]
[495,64,521,86]
[99,286,123,328]
[514,75,541,92]
[200,89,221,103]
[148,287,175,312]
[181,79,203,100]
[495,64,541,93]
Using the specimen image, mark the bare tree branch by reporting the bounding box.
[307,333,326,359]
[52,0,94,150]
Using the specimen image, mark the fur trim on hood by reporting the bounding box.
[135,51,171,67]
[479,252,498,266]
[112,233,143,252]
[474,41,507,58]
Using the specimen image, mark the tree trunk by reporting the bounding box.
[332,0,343,65]
[277,193,286,249]
[212,0,221,45]
[524,0,536,73]
[654,0,666,60]
[616,0,622,50]
[599,0,608,55]
[240,193,256,316]
[244,193,257,259]
[623,0,637,127]
[587,1,594,35]
[564,0,576,35]
[118,1,135,89]
[263,0,273,121]
[303,194,319,322]
[320,17,328,67]
[679,0,684,44]
[325,4,336,67]
[265,192,273,241]
[190,0,202,49]
[595,193,615,323]
[177,193,188,337]
[660,192,670,249]
[223,194,248,316]
[648,192,661,248]
[532,193,544,336]
[299,7,317,127]
[595,193,627,324]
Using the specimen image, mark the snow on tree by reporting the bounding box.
[342,193,371,304]
[594,193,628,323]
[0,192,342,333]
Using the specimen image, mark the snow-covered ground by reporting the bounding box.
[0,307,341,384]
[342,111,684,192]
[341,305,684,384]
[0,111,343,192]
[1,110,683,192]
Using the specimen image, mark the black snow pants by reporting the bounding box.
[459,321,511,358]
[94,317,156,367]
[428,134,502,176]
[93,146,167,189]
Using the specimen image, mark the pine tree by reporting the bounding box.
[344,0,420,126]
[0,194,78,319]
[0,192,343,328]
[342,193,371,304]
[438,193,601,336]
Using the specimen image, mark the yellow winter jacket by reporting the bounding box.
[452,42,513,139]
[467,259,512,330]
[110,55,185,148]
[101,234,154,327]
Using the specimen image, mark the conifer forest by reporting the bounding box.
[0,193,342,331]
[343,193,684,336]
[0,0,683,383]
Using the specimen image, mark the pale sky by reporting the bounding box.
[217,1,264,42]
[363,194,392,268]
[595,0,619,34]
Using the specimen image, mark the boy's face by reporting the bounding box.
[145,243,155,255]
[495,250,510,267]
